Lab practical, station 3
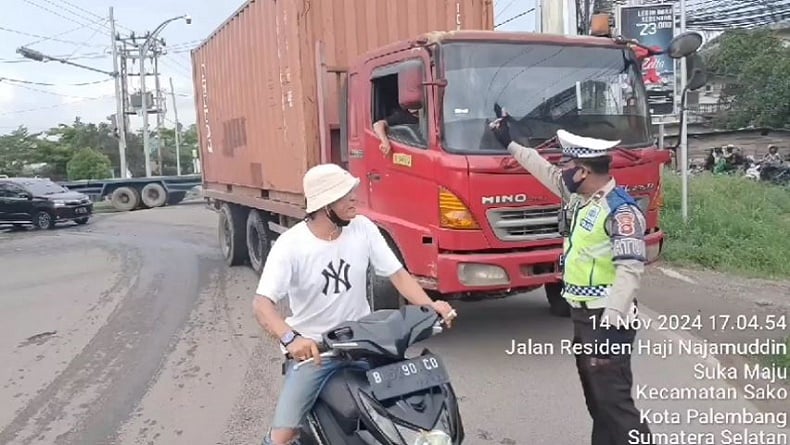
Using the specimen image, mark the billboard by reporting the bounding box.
[617,3,677,118]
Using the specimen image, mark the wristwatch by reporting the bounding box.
[280,330,300,347]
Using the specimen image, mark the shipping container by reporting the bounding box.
[192,0,493,207]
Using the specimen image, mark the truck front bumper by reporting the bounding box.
[432,230,664,295]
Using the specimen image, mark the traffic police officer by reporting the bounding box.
[490,116,652,445]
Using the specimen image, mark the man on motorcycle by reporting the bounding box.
[252,163,457,445]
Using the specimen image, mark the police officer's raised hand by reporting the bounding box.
[286,336,322,365]
[489,104,512,147]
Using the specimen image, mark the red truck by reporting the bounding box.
[191,0,697,316]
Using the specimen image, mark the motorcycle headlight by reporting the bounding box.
[411,430,452,445]
[359,393,403,443]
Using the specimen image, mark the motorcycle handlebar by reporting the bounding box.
[292,311,452,370]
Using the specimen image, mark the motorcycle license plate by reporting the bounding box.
[366,354,450,401]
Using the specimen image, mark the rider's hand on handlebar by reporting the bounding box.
[431,300,457,328]
[286,337,322,366]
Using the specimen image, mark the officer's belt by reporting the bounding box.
[564,284,611,309]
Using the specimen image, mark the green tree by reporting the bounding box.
[705,29,790,129]
[66,148,112,180]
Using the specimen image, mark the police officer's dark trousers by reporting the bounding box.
[571,306,652,445]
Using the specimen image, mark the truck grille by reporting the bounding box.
[486,205,561,241]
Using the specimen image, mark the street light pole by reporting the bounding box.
[138,14,191,177]
[679,0,689,222]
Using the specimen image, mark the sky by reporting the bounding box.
[0,0,537,135]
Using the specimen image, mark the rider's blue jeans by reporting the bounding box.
[263,357,369,443]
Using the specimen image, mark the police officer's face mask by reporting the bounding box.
[562,166,587,193]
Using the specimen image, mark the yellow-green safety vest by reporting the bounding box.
[562,187,639,302]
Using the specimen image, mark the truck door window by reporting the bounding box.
[370,61,428,149]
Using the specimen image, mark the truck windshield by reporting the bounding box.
[440,42,652,153]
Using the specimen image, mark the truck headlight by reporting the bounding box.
[458,263,509,287]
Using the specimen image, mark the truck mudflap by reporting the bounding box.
[432,230,664,295]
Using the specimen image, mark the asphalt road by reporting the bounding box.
[0,205,787,445]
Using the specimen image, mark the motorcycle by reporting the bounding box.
[293,305,464,445]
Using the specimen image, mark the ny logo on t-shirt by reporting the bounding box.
[321,259,352,295]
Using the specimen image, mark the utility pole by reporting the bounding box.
[139,36,152,177]
[109,7,128,179]
[154,45,164,175]
[169,77,181,176]
[679,0,689,223]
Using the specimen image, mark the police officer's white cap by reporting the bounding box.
[557,129,620,159]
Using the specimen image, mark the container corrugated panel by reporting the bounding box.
[193,0,493,197]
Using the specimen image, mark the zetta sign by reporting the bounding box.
[618,3,677,117]
[367,354,451,401]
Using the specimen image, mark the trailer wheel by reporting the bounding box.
[545,282,571,317]
[218,203,248,266]
[246,209,271,274]
[141,182,168,208]
[110,187,140,211]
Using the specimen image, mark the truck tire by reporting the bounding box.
[545,282,571,317]
[111,187,140,211]
[366,265,403,310]
[141,182,168,208]
[218,203,248,266]
[365,231,406,310]
[246,209,271,274]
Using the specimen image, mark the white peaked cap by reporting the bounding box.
[557,129,621,159]
[303,163,360,213]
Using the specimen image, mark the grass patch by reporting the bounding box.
[763,337,790,382]
[659,170,790,279]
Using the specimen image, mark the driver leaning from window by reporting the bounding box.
[253,163,456,445]
[373,106,419,156]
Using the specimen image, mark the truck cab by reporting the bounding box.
[341,31,676,312]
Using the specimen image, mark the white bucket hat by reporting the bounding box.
[303,163,360,213]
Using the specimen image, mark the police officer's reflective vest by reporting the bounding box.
[562,188,638,302]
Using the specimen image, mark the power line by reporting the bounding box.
[495,7,536,28]
[0,25,106,47]
[0,77,113,87]
[0,95,114,116]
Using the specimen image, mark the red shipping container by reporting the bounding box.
[192,0,493,207]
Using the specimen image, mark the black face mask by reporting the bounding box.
[326,207,351,227]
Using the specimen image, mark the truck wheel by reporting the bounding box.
[246,209,271,274]
[365,231,406,310]
[33,211,55,230]
[141,183,168,208]
[545,282,570,317]
[111,187,140,211]
[218,203,248,266]
[366,265,403,310]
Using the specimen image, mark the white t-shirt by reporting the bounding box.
[255,215,403,349]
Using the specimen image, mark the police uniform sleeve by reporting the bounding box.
[604,204,647,316]
[506,141,571,201]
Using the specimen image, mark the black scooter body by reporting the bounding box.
[298,305,464,444]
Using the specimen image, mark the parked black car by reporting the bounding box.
[0,177,93,229]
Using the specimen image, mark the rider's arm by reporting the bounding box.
[361,216,433,306]
[252,236,294,340]
[506,141,571,201]
[604,204,647,317]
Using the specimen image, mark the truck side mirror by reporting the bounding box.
[398,61,424,110]
[686,53,707,91]
[667,31,703,59]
